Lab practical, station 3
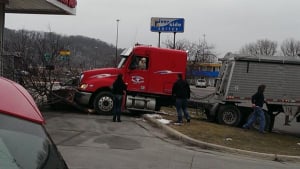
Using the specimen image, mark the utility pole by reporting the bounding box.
[115,19,120,67]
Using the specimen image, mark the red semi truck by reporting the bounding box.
[74,45,188,114]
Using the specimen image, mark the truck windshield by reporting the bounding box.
[117,57,127,68]
[117,47,133,68]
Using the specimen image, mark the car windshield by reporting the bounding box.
[0,113,67,169]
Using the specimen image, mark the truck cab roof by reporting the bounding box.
[121,45,187,57]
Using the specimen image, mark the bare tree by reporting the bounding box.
[163,37,216,63]
[240,39,277,56]
[280,38,300,57]
[240,43,259,56]
[163,36,217,84]
[163,38,191,50]
[194,38,216,63]
[4,29,72,107]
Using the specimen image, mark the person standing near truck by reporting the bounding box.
[112,74,127,122]
[172,73,191,123]
[243,84,267,133]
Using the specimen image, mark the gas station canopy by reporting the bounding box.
[4,0,76,15]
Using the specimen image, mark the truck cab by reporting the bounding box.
[75,45,187,114]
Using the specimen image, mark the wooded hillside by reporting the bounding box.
[3,28,122,71]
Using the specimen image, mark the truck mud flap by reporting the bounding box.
[209,103,219,116]
[205,103,219,122]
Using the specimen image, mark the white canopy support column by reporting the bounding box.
[0,1,7,76]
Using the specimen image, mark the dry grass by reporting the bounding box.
[160,107,300,156]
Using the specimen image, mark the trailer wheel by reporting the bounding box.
[93,91,114,114]
[217,105,241,126]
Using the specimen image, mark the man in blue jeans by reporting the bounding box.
[172,73,191,123]
[112,74,127,122]
[243,84,267,133]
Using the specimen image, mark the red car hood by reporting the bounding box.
[0,77,44,124]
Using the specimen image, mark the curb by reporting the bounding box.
[143,114,300,162]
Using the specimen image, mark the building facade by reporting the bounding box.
[187,62,221,86]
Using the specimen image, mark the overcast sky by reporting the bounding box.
[5,0,300,57]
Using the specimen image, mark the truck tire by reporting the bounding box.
[217,105,242,126]
[93,91,114,114]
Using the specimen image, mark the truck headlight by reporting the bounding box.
[80,84,88,90]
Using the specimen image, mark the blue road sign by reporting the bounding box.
[151,17,185,33]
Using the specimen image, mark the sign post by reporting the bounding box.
[59,50,71,66]
[150,17,185,48]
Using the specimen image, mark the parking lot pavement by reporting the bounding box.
[42,110,179,169]
[43,110,300,169]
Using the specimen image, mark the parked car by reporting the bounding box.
[0,77,68,169]
[195,79,207,88]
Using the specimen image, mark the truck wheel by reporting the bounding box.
[217,105,241,126]
[93,91,114,114]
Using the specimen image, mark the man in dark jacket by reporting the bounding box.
[172,73,191,123]
[243,84,267,133]
[112,74,127,122]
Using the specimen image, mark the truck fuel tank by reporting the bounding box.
[126,95,156,111]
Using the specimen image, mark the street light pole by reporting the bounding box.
[115,19,120,67]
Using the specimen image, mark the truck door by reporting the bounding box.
[124,55,150,93]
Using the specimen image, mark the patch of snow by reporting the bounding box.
[157,119,171,124]
[146,114,162,119]
[158,110,169,115]
[225,138,233,141]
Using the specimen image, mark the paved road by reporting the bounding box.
[43,110,299,169]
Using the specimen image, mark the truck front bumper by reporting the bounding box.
[74,91,92,106]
